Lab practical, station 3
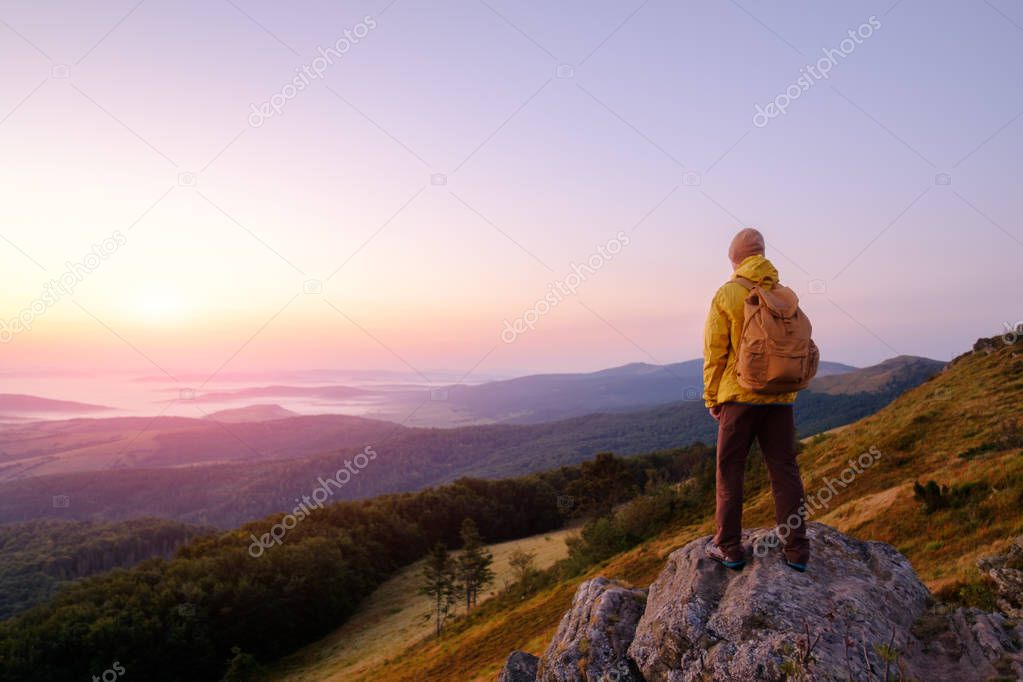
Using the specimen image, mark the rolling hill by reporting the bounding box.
[0,356,943,527]
[340,334,1021,680]
[0,337,1003,681]
[0,394,112,417]
[808,355,944,395]
[366,359,860,426]
[203,404,300,422]
[0,413,406,482]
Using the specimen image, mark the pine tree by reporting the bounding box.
[419,542,457,637]
[220,646,265,681]
[456,518,495,612]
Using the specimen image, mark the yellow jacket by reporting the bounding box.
[702,255,798,407]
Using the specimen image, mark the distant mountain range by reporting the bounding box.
[184,385,370,404]
[182,359,860,427]
[0,355,944,527]
[0,394,111,416]
[373,359,860,425]
[203,404,300,422]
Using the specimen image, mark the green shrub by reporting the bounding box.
[913,479,991,514]
[220,647,265,682]
[1000,418,1023,449]
[958,443,998,460]
[562,518,631,576]
[891,429,921,452]
[934,578,999,611]
[617,487,676,541]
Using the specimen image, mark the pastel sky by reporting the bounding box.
[1,0,1021,382]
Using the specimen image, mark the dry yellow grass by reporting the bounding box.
[340,525,691,682]
[268,527,578,682]
[743,341,1023,587]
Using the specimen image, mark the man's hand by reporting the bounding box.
[709,405,723,421]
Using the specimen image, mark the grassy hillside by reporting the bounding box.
[317,520,684,682]
[808,355,944,395]
[342,336,1021,681]
[755,339,1023,590]
[270,528,577,682]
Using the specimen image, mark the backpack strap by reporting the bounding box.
[732,276,755,291]
[731,276,757,352]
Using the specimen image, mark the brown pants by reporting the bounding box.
[713,402,809,564]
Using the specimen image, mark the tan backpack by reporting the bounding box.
[733,277,819,394]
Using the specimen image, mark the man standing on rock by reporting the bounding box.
[702,228,816,572]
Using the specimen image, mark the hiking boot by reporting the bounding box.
[784,558,808,573]
[706,542,746,570]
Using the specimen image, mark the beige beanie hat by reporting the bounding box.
[729,228,765,266]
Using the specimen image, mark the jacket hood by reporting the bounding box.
[732,254,779,286]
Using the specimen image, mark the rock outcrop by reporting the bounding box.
[536,577,646,682]
[499,651,540,682]
[501,524,1023,681]
[978,534,1023,618]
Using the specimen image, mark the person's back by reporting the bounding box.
[702,228,811,572]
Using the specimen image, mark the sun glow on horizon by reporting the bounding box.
[131,289,186,323]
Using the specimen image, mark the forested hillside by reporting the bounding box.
[0,445,712,682]
[0,518,207,619]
